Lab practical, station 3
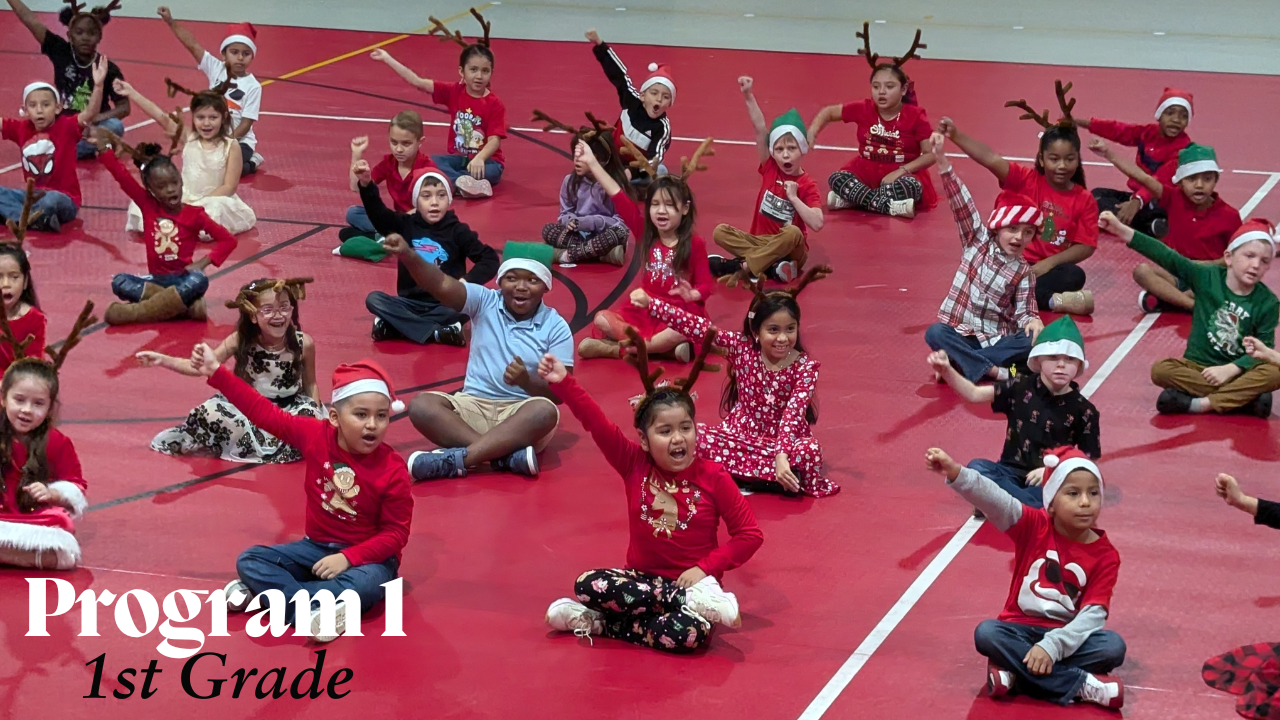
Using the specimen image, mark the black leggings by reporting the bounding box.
[1093,187,1166,238]
[573,568,712,654]
[1035,263,1087,309]
[829,170,922,214]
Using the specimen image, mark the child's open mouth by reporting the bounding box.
[669,446,687,460]
[650,103,662,116]
[362,432,378,443]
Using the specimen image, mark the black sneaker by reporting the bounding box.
[708,255,743,278]
[433,321,466,347]
[1150,217,1169,239]
[1156,387,1194,415]
[1138,291,1165,314]
[491,446,538,477]
[1249,392,1274,418]
[371,317,402,342]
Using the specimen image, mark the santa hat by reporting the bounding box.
[411,167,453,205]
[987,191,1045,231]
[497,241,554,289]
[331,360,404,413]
[220,22,258,54]
[769,109,809,154]
[1227,219,1278,254]
[640,63,675,105]
[1028,316,1087,371]
[1154,87,1193,121]
[1172,143,1222,183]
[22,82,58,104]
[1041,446,1103,508]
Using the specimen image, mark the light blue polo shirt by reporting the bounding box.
[461,283,575,401]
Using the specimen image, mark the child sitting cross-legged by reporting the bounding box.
[1091,140,1240,313]
[931,316,1100,508]
[541,125,630,267]
[708,77,822,286]
[190,348,413,643]
[1099,211,1280,416]
[537,337,763,653]
[340,112,433,245]
[584,28,674,184]
[924,446,1125,709]
[925,132,1043,383]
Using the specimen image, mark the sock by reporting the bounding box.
[1190,397,1211,413]
[991,367,1011,381]
[1047,295,1059,311]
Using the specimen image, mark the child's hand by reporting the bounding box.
[774,453,800,493]
[350,136,369,154]
[926,350,951,374]
[381,233,411,256]
[92,55,109,85]
[667,279,698,302]
[312,553,351,580]
[503,355,530,388]
[1025,466,1046,486]
[738,76,753,93]
[370,48,392,63]
[929,132,946,154]
[575,139,598,167]
[113,78,134,98]
[630,288,651,308]
[1202,363,1243,387]
[1097,211,1134,241]
[1023,645,1054,675]
[880,168,906,186]
[674,566,707,589]
[1115,197,1141,224]
[585,29,601,45]
[1216,473,1247,507]
[24,482,53,504]
[565,217,579,232]
[467,156,486,179]
[1087,137,1109,157]
[1023,318,1044,343]
[537,353,568,384]
[937,117,957,139]
[136,351,168,368]
[157,6,174,23]
[783,180,800,200]
[924,448,961,481]
[190,342,220,377]
[352,159,372,184]
[1244,336,1280,365]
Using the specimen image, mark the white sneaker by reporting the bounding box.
[827,191,851,210]
[545,598,604,637]
[250,152,264,170]
[310,599,349,643]
[683,576,740,628]
[455,175,493,198]
[1076,673,1124,709]
[603,244,626,266]
[673,342,693,364]
[224,579,252,612]
[888,198,916,218]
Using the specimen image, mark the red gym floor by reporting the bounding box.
[3,12,1280,720]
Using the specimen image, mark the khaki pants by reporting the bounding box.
[427,392,559,451]
[1150,358,1280,412]
[712,224,807,277]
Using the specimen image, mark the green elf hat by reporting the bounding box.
[334,235,390,263]
[769,108,809,154]
[497,241,554,289]
[1028,316,1088,371]
[1172,143,1223,183]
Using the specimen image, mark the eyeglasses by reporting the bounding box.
[257,304,293,318]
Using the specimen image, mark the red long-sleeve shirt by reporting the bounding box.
[556,373,763,580]
[209,366,413,566]
[609,189,715,314]
[101,150,238,276]
[1087,118,1191,204]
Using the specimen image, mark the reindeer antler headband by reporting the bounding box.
[3,180,44,246]
[617,135,716,182]
[63,0,120,22]
[0,300,96,371]
[857,21,927,69]
[428,7,491,48]
[225,277,314,316]
[622,326,720,414]
[1005,79,1078,130]
[530,109,613,143]
[747,265,833,318]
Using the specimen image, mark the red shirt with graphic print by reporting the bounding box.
[1001,163,1099,264]
[430,82,506,165]
[2,114,85,206]
[997,507,1120,629]
[838,100,937,209]
[750,159,821,238]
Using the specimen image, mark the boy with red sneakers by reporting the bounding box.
[925,446,1125,709]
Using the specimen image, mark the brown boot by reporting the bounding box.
[1050,290,1095,316]
[140,282,163,300]
[104,286,188,325]
[577,337,621,359]
[185,297,207,321]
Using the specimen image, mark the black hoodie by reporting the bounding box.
[360,181,499,303]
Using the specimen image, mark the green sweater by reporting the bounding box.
[1129,231,1279,369]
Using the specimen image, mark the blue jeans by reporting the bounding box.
[77,117,125,160]
[430,154,504,187]
[236,538,399,624]
[0,186,77,233]
[967,458,1043,508]
[925,322,1033,382]
[975,619,1126,704]
[345,205,379,235]
[111,271,209,306]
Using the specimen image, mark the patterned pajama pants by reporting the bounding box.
[828,170,923,215]
[574,568,712,654]
[697,424,839,497]
[542,222,630,263]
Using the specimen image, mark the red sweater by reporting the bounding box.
[556,373,763,581]
[101,150,238,276]
[209,366,413,566]
[1087,118,1191,204]
[610,189,715,315]
[0,307,46,374]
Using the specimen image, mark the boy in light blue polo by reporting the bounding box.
[380,237,573,479]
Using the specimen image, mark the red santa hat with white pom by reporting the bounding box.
[1154,87,1193,121]
[331,360,405,413]
[640,63,676,104]
[221,22,258,54]
[1040,446,1103,508]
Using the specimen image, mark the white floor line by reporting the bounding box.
[81,565,213,584]
[0,116,162,176]
[1240,173,1280,217]
[797,314,1159,720]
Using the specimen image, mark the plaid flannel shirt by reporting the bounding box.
[935,168,1038,347]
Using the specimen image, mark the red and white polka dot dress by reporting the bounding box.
[650,299,838,498]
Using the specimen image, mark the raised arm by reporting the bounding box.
[940,117,1010,184]
[1089,138,1161,198]
[805,104,842,149]
[202,352,319,450]
[935,136,986,251]
[928,351,996,403]
[538,356,644,478]
[1100,211,1199,282]
[642,295,737,351]
[7,0,48,44]
[381,234,468,310]
[577,139,623,198]
[354,163,401,234]
[925,449,1024,531]
[97,147,153,209]
[370,48,434,94]
[158,7,206,63]
[76,57,108,129]
[137,332,238,376]
[113,80,181,136]
[588,32,642,111]
[738,76,769,165]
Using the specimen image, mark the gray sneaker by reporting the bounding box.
[491,446,538,477]
[408,448,468,481]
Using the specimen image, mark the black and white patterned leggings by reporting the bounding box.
[574,568,713,654]
[829,170,923,215]
[542,222,630,263]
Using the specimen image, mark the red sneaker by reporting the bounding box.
[1077,673,1124,709]
[987,663,1015,698]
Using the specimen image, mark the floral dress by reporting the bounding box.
[151,341,321,463]
[651,298,838,498]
